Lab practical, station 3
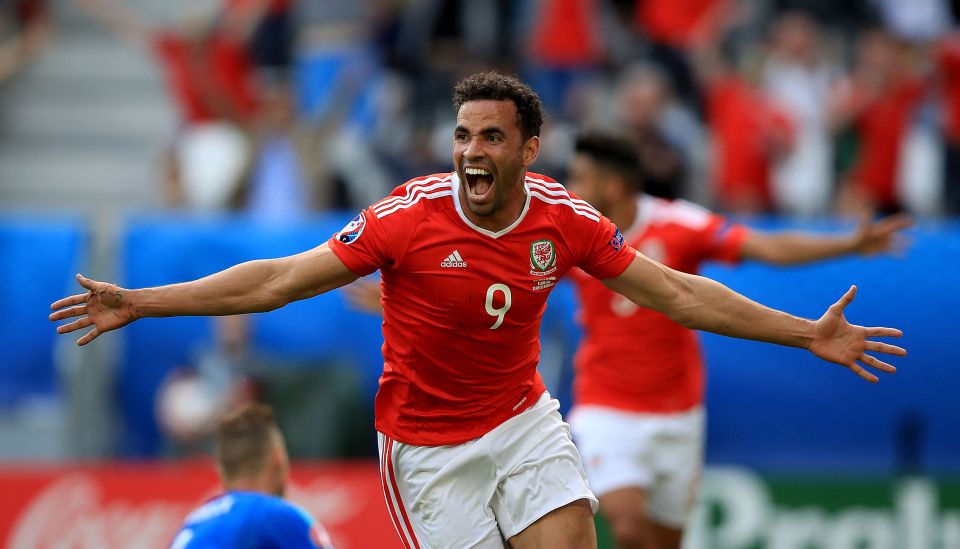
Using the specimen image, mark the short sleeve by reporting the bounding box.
[328,179,435,275]
[572,213,636,280]
[260,502,335,549]
[327,208,395,276]
[700,215,748,264]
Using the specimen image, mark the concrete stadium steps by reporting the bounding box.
[0,16,175,213]
[0,0,184,459]
[0,149,156,210]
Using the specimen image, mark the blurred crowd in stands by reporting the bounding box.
[6,0,960,219]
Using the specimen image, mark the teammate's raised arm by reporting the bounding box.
[49,243,359,346]
[602,252,905,382]
[739,213,913,265]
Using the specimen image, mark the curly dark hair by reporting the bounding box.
[453,71,544,141]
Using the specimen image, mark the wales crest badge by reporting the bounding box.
[529,239,557,276]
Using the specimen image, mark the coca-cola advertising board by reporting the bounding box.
[0,461,401,549]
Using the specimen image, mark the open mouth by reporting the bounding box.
[464,167,494,202]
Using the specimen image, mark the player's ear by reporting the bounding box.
[269,433,290,496]
[522,135,540,167]
[609,174,629,201]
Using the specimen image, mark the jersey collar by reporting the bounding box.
[451,171,531,239]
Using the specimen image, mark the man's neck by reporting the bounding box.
[225,477,274,496]
[606,192,640,233]
[459,178,528,233]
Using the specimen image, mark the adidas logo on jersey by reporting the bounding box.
[440,250,468,268]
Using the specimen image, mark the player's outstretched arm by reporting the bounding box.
[49,243,359,346]
[603,252,905,382]
[739,213,912,265]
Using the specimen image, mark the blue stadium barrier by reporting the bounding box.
[0,215,86,407]
[544,218,960,474]
[119,212,383,456]
[698,219,960,474]
[114,214,958,472]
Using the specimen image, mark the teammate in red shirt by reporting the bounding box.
[50,72,905,549]
[566,132,911,549]
[73,0,265,126]
[72,0,268,209]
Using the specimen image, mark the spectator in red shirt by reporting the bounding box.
[525,0,606,118]
[692,37,795,214]
[831,27,927,214]
[937,30,960,214]
[72,0,271,210]
[631,0,734,112]
[705,73,795,213]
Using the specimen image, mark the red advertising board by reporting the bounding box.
[0,460,401,549]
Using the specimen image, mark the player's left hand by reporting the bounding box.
[807,285,906,382]
[853,213,913,256]
[49,273,138,346]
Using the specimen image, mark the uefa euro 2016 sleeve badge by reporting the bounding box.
[336,212,366,244]
[529,239,557,276]
[609,228,624,251]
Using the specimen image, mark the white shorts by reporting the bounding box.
[378,392,599,549]
[568,405,704,528]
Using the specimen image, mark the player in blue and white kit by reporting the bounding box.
[169,403,334,549]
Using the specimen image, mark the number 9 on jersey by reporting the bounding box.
[485,284,512,330]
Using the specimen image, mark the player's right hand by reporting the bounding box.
[49,273,138,346]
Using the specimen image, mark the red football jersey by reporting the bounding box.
[571,195,748,413]
[329,172,635,445]
[151,31,259,125]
